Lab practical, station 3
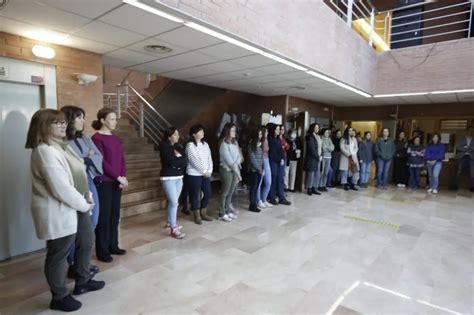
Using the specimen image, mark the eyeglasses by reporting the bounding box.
[52,120,67,126]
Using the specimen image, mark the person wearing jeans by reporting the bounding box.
[394,131,409,188]
[160,127,187,239]
[358,131,374,188]
[407,136,425,190]
[286,129,302,192]
[219,123,242,221]
[257,129,272,209]
[320,128,334,192]
[374,128,396,189]
[248,127,264,213]
[185,124,214,225]
[268,123,291,205]
[304,123,322,196]
[425,133,445,194]
[339,127,359,191]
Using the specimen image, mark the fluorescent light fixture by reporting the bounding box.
[336,81,372,98]
[374,92,428,98]
[123,0,184,23]
[430,89,474,94]
[185,22,263,54]
[24,30,70,45]
[260,52,307,71]
[307,70,337,84]
[32,45,55,59]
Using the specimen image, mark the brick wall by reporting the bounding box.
[0,32,103,134]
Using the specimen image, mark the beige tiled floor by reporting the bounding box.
[0,186,472,314]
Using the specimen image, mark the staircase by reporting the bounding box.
[114,114,167,217]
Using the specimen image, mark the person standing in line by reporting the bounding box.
[339,127,359,191]
[407,136,425,190]
[452,126,474,192]
[247,127,265,213]
[280,125,290,191]
[358,131,374,188]
[91,108,128,263]
[374,128,396,190]
[160,127,187,238]
[185,124,214,225]
[257,128,272,209]
[26,109,104,312]
[425,133,445,194]
[61,106,102,279]
[267,123,292,205]
[219,123,243,221]
[394,131,409,188]
[304,123,322,196]
[287,129,302,192]
[331,129,343,186]
[319,128,334,192]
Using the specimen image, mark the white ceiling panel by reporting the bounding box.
[0,0,89,33]
[129,51,217,74]
[400,95,432,104]
[37,0,122,19]
[163,61,248,79]
[156,27,222,50]
[230,54,278,68]
[255,63,297,75]
[457,92,474,102]
[99,5,180,37]
[104,49,158,67]
[125,37,188,58]
[426,94,458,103]
[66,35,119,54]
[278,71,312,80]
[197,43,254,60]
[73,21,147,47]
[189,72,246,84]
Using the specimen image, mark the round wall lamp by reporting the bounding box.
[32,45,55,59]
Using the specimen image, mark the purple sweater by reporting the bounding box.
[92,133,126,182]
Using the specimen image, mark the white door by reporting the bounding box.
[0,81,44,260]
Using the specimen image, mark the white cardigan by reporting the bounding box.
[30,143,90,240]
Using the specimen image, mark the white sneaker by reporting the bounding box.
[427,188,433,193]
[257,201,267,209]
[228,213,238,219]
[402,184,406,188]
[432,189,438,194]
[220,214,232,222]
[228,204,240,214]
[265,201,273,207]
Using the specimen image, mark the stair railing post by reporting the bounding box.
[125,84,129,111]
[346,0,354,27]
[117,87,121,118]
[139,101,144,137]
[369,7,375,47]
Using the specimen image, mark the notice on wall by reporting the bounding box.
[440,133,450,144]
[261,113,282,125]
[0,65,8,78]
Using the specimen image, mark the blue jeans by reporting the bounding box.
[326,166,333,187]
[258,157,272,203]
[409,167,421,188]
[248,171,262,206]
[360,162,372,184]
[269,161,286,201]
[376,158,392,187]
[187,175,212,211]
[161,178,183,228]
[427,161,442,190]
[305,160,321,189]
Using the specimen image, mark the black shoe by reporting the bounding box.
[349,184,358,191]
[279,199,291,206]
[73,279,106,296]
[181,208,191,215]
[318,187,325,192]
[110,248,127,255]
[50,295,82,312]
[311,188,321,195]
[90,265,100,274]
[470,187,474,192]
[97,255,113,263]
[269,199,278,205]
[248,205,261,213]
[306,188,312,196]
[343,184,349,191]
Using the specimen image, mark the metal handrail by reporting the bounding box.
[391,19,470,37]
[391,28,470,44]
[391,10,471,29]
[390,1,470,21]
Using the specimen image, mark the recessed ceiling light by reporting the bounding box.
[144,45,172,54]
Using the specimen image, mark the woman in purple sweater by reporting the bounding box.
[91,108,128,262]
[425,133,445,194]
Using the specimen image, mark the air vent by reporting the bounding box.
[144,45,172,54]
[440,120,468,130]
[0,0,9,10]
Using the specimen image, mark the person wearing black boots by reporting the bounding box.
[267,123,292,205]
[248,127,265,212]
[331,129,343,187]
[304,123,322,196]
[339,127,360,191]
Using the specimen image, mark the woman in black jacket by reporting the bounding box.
[304,123,322,196]
[159,127,187,239]
[267,123,291,206]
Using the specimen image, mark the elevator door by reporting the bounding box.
[0,81,44,260]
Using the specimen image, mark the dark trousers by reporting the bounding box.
[179,174,190,210]
[269,161,285,202]
[455,156,474,188]
[187,175,211,211]
[409,167,421,188]
[248,170,262,206]
[393,157,408,185]
[331,152,341,184]
[95,181,122,258]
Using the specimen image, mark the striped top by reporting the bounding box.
[186,141,213,176]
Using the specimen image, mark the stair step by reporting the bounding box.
[122,187,165,204]
[115,124,135,131]
[127,168,160,180]
[127,177,161,191]
[115,130,138,138]
[125,152,160,161]
[123,143,155,152]
[127,159,161,170]
[121,198,167,217]
[121,137,149,145]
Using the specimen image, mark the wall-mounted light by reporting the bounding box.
[32,45,55,59]
[75,73,98,85]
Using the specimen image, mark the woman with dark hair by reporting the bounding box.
[160,127,187,238]
[279,125,290,190]
[257,128,272,209]
[394,130,408,188]
[374,128,396,189]
[358,131,374,188]
[267,123,291,205]
[320,128,334,192]
[425,133,445,194]
[287,128,302,192]
[304,123,322,196]
[185,124,213,225]
[331,129,342,186]
[407,136,425,190]
[91,108,127,263]
[60,105,102,279]
[339,127,359,191]
[219,123,242,221]
[247,127,265,212]
[26,109,104,312]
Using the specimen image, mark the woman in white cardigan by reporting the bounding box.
[26,109,104,312]
[339,127,360,191]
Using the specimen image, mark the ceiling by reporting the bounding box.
[0,0,472,107]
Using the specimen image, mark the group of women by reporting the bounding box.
[26,106,126,312]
